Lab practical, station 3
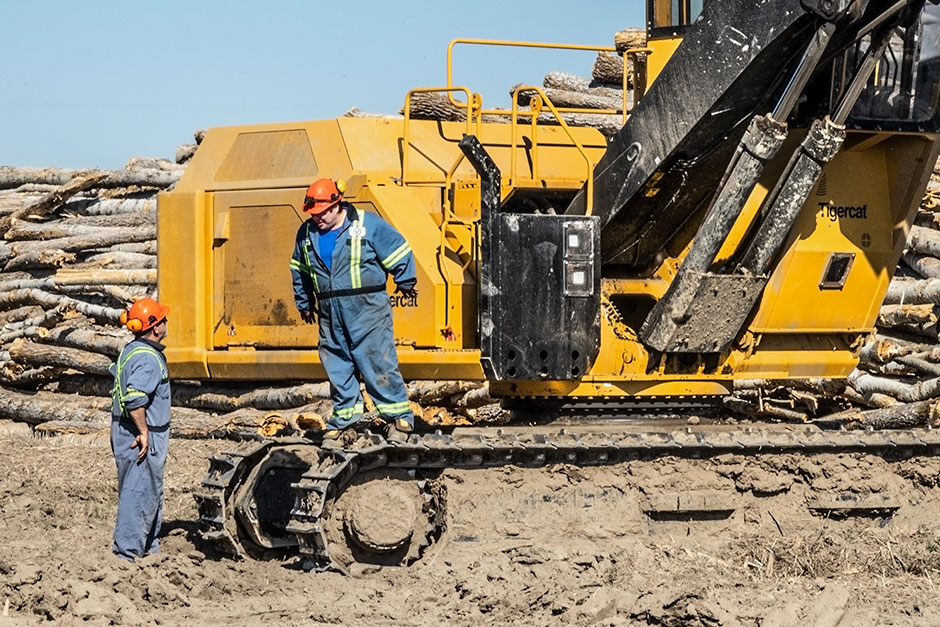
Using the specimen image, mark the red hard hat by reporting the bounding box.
[120,297,170,333]
[303,178,343,215]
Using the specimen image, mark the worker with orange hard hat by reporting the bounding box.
[110,297,171,560]
[290,178,417,442]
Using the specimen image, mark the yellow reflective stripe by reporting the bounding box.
[112,346,166,415]
[332,403,364,419]
[381,242,411,270]
[375,401,411,415]
[350,219,362,289]
[300,222,319,292]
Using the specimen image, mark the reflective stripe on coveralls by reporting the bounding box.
[289,221,320,293]
[111,346,166,417]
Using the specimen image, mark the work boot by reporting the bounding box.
[386,418,413,444]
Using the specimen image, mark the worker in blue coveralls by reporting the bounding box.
[290,178,417,441]
[110,297,171,561]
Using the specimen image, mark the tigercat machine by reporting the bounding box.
[176,0,940,571]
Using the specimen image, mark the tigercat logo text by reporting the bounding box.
[390,293,418,308]
[818,202,868,221]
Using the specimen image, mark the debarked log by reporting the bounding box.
[0,289,122,322]
[513,85,625,111]
[908,225,940,259]
[884,277,940,305]
[170,381,331,412]
[614,27,646,53]
[406,380,481,405]
[0,386,109,425]
[903,251,940,280]
[5,216,154,241]
[0,166,76,190]
[592,51,633,86]
[79,251,156,270]
[827,399,939,429]
[8,338,112,376]
[847,368,940,403]
[8,226,156,255]
[542,72,623,98]
[62,198,155,216]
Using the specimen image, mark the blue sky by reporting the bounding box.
[0,1,645,170]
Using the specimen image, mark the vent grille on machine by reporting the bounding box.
[215,129,318,182]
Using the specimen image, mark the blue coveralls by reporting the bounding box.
[290,203,416,430]
[109,338,171,560]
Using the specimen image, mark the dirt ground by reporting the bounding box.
[2,423,940,627]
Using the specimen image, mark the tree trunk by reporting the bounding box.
[0,289,121,322]
[78,251,156,270]
[884,277,940,304]
[592,51,628,85]
[903,251,940,280]
[829,400,939,429]
[542,72,622,97]
[64,198,155,216]
[614,28,646,52]
[514,86,625,112]
[5,219,154,242]
[37,323,128,358]
[847,368,940,403]
[108,241,157,255]
[3,249,77,271]
[0,386,109,425]
[170,381,331,411]
[53,268,156,286]
[0,167,77,190]
[402,92,467,121]
[908,225,940,258]
[0,305,42,326]
[9,226,156,256]
[8,338,112,376]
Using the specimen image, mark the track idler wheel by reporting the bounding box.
[323,468,444,572]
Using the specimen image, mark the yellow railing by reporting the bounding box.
[401,86,482,186]
[508,84,596,214]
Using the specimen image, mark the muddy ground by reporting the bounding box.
[2,423,940,626]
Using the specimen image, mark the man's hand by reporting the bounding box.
[300,303,318,324]
[396,284,418,299]
[128,407,149,462]
[131,430,149,462]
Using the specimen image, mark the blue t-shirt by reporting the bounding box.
[317,225,342,271]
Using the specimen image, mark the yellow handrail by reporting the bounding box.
[401,86,481,186]
[509,85,595,215]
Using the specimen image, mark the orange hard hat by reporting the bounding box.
[120,297,170,333]
[303,178,344,215]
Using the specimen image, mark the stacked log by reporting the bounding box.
[724,159,940,428]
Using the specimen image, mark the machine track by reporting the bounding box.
[195,423,940,573]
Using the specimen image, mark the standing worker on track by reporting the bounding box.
[110,297,171,561]
[290,178,417,441]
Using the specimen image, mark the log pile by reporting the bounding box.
[724,159,940,429]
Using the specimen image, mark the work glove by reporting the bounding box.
[300,303,318,324]
[396,284,418,299]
